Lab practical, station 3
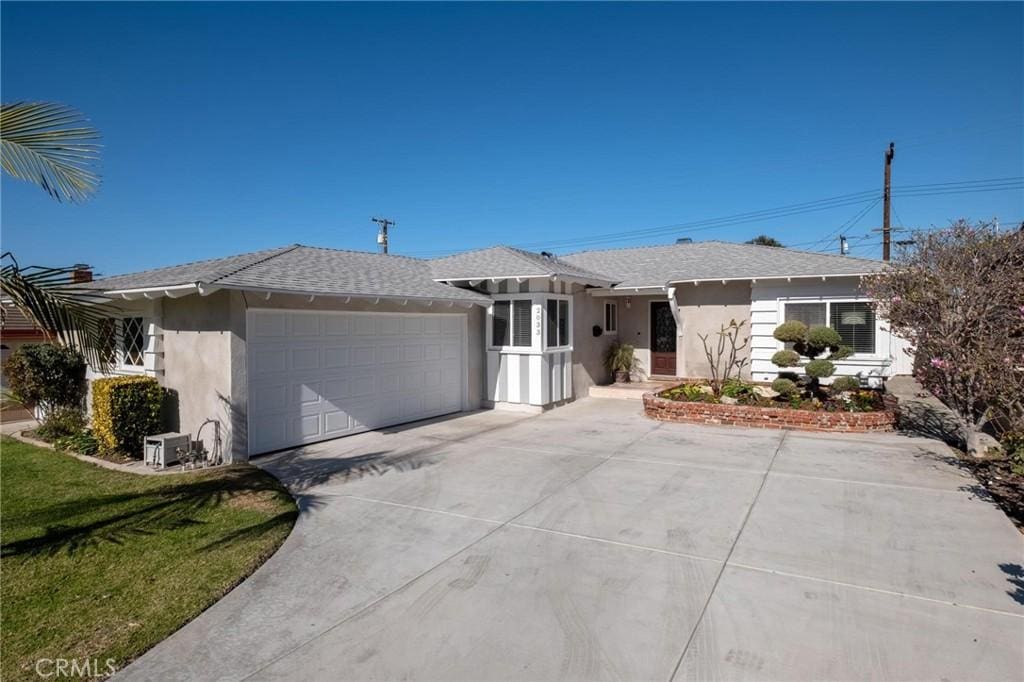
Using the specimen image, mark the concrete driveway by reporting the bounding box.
[120,399,1023,681]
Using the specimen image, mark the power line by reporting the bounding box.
[399,177,1023,257]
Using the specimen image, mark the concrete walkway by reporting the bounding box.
[119,399,1023,681]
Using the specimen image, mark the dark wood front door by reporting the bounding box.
[650,301,677,376]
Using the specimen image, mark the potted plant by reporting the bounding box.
[605,342,636,383]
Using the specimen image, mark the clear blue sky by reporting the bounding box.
[2,2,1022,275]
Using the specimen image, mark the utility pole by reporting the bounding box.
[839,235,849,255]
[372,217,395,254]
[882,142,895,261]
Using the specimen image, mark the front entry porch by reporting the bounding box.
[588,379,677,400]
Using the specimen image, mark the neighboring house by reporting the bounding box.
[1,267,93,388]
[79,241,910,460]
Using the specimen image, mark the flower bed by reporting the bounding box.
[644,384,899,432]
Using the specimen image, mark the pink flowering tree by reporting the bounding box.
[864,220,1024,452]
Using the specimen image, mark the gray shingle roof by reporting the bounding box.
[429,245,614,283]
[82,239,885,303]
[79,246,298,291]
[84,245,490,304]
[559,241,886,288]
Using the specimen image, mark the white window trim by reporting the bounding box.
[100,315,148,375]
[487,292,573,354]
[544,294,573,351]
[778,297,882,360]
[487,295,537,352]
[603,301,618,335]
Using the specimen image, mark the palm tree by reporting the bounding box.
[1,101,100,201]
[1,101,111,368]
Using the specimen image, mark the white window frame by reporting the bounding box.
[488,295,537,352]
[544,294,573,350]
[99,315,148,374]
[487,292,573,354]
[603,301,618,334]
[779,297,880,359]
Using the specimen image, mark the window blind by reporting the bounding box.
[512,300,532,347]
[830,302,875,354]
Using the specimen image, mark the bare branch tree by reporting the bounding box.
[698,319,750,397]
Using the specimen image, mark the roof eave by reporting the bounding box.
[434,274,616,287]
[102,282,488,306]
[663,272,880,286]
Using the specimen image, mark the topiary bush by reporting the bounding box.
[770,321,852,393]
[2,344,86,413]
[771,349,800,367]
[771,377,798,397]
[831,376,861,392]
[805,359,835,379]
[91,376,166,457]
[773,321,808,344]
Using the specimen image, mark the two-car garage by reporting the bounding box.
[246,309,469,455]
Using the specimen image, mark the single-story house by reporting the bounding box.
[80,240,911,460]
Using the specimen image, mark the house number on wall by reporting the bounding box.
[534,306,542,337]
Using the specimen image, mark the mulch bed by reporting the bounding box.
[959,456,1024,531]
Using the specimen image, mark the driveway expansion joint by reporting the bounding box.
[667,429,789,682]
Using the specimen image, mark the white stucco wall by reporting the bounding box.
[749,277,913,383]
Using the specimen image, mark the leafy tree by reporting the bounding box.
[864,220,1024,452]
[746,235,784,247]
[1,102,111,367]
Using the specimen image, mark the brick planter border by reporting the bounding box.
[643,386,899,433]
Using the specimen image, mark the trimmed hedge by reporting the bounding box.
[91,376,165,457]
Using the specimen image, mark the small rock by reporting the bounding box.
[720,396,739,405]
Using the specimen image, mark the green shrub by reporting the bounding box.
[1002,432,1024,475]
[771,378,798,397]
[91,376,165,457]
[605,342,636,376]
[806,325,843,349]
[54,429,100,456]
[831,376,861,392]
[771,349,801,367]
[772,321,807,343]
[721,378,756,399]
[805,359,835,379]
[2,344,86,411]
[35,406,87,442]
[663,383,716,402]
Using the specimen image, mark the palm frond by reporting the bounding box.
[1,102,101,202]
[1,253,114,371]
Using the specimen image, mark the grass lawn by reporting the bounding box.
[0,436,297,680]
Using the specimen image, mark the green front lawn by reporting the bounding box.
[0,437,297,680]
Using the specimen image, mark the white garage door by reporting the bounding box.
[247,309,467,455]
